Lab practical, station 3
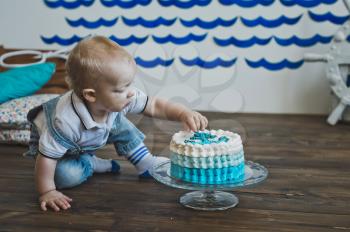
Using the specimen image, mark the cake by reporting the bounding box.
[170,130,245,184]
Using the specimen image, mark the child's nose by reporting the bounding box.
[127,91,134,98]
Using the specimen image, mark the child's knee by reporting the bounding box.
[54,155,94,189]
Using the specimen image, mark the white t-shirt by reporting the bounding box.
[34,88,148,159]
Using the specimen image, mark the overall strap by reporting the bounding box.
[27,105,44,123]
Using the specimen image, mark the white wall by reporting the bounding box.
[0,0,348,114]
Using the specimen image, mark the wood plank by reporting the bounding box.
[0,113,349,231]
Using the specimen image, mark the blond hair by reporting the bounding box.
[65,35,133,97]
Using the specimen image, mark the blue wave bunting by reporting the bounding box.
[109,35,148,46]
[122,16,176,27]
[180,57,237,69]
[158,0,212,8]
[308,11,350,25]
[274,34,333,47]
[280,0,337,8]
[41,35,83,45]
[245,58,304,70]
[214,36,272,47]
[100,0,151,8]
[44,0,94,8]
[152,33,207,44]
[180,17,237,29]
[241,15,302,28]
[41,34,148,46]
[135,57,174,68]
[219,0,274,7]
[346,35,350,42]
[66,17,118,28]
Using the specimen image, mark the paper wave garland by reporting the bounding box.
[180,17,238,29]
[308,11,350,25]
[179,57,237,69]
[245,58,304,70]
[41,34,149,46]
[122,16,177,27]
[214,36,273,47]
[44,0,94,9]
[157,0,212,8]
[219,0,274,7]
[241,15,302,28]
[65,17,118,28]
[135,57,175,67]
[280,0,337,8]
[152,33,208,44]
[100,0,151,8]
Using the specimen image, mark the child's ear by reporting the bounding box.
[82,89,96,103]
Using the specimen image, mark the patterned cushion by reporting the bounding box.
[0,129,30,145]
[0,94,58,129]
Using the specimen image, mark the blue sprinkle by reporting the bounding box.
[184,132,229,145]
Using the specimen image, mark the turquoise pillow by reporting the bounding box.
[0,62,55,104]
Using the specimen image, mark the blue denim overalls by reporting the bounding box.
[24,95,145,189]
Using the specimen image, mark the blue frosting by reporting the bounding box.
[171,162,245,184]
[170,150,244,169]
[184,132,229,145]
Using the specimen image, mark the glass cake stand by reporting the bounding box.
[150,160,268,211]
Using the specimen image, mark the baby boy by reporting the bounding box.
[24,35,208,212]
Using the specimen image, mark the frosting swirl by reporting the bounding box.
[170,129,243,157]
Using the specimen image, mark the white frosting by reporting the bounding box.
[170,129,243,157]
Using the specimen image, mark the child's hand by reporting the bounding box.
[39,189,73,212]
[179,110,208,131]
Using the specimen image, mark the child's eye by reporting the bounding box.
[113,89,124,93]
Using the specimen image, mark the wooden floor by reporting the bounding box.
[1,112,350,232]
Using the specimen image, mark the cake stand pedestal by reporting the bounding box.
[150,160,268,211]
